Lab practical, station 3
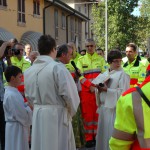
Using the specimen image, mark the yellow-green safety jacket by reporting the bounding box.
[11,56,31,72]
[66,52,81,78]
[77,52,107,90]
[109,76,150,150]
[123,55,149,87]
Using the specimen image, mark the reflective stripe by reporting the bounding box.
[112,128,135,141]
[85,129,97,134]
[84,121,98,126]
[88,78,95,82]
[84,69,101,74]
[132,91,150,148]
[80,78,86,84]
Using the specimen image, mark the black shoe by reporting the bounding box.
[93,139,96,147]
[85,140,95,148]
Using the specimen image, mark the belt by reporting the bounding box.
[34,104,72,126]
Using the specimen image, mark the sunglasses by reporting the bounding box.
[86,45,94,48]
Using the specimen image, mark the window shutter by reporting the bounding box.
[3,0,7,6]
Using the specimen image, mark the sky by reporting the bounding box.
[132,1,141,16]
[132,7,141,16]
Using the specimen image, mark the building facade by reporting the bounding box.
[44,0,89,50]
[0,0,43,51]
[0,0,89,50]
[62,0,99,48]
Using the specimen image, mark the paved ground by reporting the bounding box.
[0,143,95,150]
[77,147,95,150]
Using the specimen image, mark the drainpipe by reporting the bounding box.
[43,0,55,35]
[88,3,90,38]
[66,12,75,43]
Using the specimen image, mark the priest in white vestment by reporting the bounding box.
[95,50,130,150]
[24,35,80,150]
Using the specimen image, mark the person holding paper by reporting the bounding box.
[95,50,130,150]
[77,39,106,148]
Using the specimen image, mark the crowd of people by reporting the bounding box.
[0,35,150,150]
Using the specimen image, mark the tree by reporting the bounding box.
[140,0,150,20]
[91,0,147,51]
[138,0,150,51]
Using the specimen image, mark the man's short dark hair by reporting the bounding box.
[96,48,104,52]
[4,66,22,82]
[107,50,122,64]
[126,43,137,51]
[10,38,18,44]
[13,43,24,49]
[38,35,56,55]
[56,44,68,58]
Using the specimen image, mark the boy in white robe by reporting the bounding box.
[3,65,32,150]
[95,50,130,150]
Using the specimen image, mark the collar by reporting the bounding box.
[123,55,141,67]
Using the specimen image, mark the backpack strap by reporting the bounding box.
[135,86,150,107]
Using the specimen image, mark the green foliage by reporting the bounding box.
[140,0,150,19]
[91,0,150,52]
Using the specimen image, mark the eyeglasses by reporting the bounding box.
[112,59,122,63]
[86,45,93,48]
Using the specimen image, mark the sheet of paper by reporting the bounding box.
[92,70,110,85]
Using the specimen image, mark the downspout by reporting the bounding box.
[66,12,75,43]
[43,0,55,35]
[88,4,90,38]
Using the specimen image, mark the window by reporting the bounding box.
[0,0,7,6]
[85,22,88,39]
[84,4,87,14]
[54,9,58,39]
[18,0,25,23]
[61,12,66,29]
[75,19,78,33]
[33,0,40,16]
[78,20,82,44]
[70,17,74,41]
[78,6,81,12]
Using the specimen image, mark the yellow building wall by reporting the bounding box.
[0,0,43,41]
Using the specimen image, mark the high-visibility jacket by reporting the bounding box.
[77,52,107,141]
[66,52,81,79]
[123,55,149,87]
[109,76,150,150]
[77,52,107,90]
[146,64,150,77]
[17,75,28,103]
[11,56,31,72]
[11,57,30,103]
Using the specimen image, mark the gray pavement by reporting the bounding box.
[77,147,95,150]
[0,142,95,150]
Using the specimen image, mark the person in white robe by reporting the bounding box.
[3,66,32,150]
[24,35,80,150]
[95,50,130,150]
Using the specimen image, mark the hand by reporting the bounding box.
[96,83,107,93]
[90,86,96,93]
[27,102,33,110]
